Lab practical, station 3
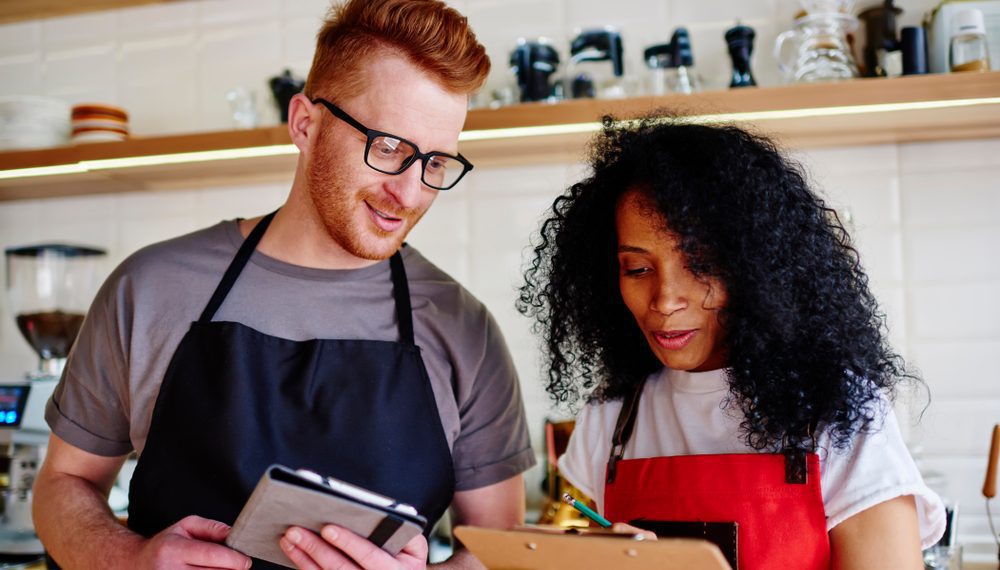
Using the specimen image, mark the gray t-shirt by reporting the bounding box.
[46,220,535,491]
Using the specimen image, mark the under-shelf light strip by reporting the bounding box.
[2,96,999,181]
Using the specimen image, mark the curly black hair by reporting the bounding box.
[518,115,920,452]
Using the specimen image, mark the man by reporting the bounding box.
[32,1,535,568]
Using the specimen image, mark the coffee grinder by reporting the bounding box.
[1,244,106,559]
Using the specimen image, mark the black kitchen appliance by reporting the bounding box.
[725,24,758,87]
[509,39,561,102]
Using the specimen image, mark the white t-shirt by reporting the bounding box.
[559,367,945,549]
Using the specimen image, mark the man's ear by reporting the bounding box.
[287,94,319,153]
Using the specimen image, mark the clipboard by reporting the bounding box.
[225,465,426,568]
[454,526,733,570]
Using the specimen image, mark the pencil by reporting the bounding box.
[562,493,612,528]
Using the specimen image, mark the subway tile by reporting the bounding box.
[467,0,563,42]
[909,339,1000,399]
[900,169,1000,227]
[281,0,333,19]
[194,183,287,228]
[909,281,1000,339]
[118,1,199,41]
[118,215,199,255]
[852,225,903,284]
[670,0,776,27]
[0,21,41,57]
[282,17,320,65]
[199,0,281,28]
[0,57,43,98]
[198,25,283,130]
[899,137,1000,173]
[796,144,899,178]
[0,196,41,223]
[910,399,1000,457]
[118,37,199,134]
[565,0,669,35]
[117,189,198,220]
[467,163,575,196]
[43,47,118,102]
[820,172,900,228]
[41,12,118,53]
[904,226,1000,285]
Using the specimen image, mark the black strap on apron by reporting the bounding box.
[199,211,276,322]
[607,377,647,484]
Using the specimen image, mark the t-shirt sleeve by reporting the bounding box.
[45,267,134,457]
[820,401,946,548]
[557,401,617,515]
[450,311,536,491]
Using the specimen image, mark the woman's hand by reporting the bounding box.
[280,525,428,570]
[610,522,657,541]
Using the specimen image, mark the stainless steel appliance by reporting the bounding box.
[2,244,107,561]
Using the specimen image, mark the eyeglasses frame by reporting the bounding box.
[311,97,473,191]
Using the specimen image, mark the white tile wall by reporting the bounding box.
[1,0,998,560]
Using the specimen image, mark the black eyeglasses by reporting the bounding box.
[311,98,473,191]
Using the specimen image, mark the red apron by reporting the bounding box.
[602,379,831,570]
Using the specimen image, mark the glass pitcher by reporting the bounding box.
[775,12,860,82]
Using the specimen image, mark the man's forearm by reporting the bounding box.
[33,470,143,569]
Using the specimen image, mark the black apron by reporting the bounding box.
[126,212,455,567]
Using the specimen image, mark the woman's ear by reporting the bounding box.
[287,94,318,153]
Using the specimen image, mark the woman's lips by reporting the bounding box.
[652,329,697,350]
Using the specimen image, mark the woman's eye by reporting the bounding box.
[622,266,650,277]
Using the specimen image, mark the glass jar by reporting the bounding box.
[950,9,991,73]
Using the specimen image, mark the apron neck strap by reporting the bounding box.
[199,213,415,346]
[199,211,277,323]
[606,376,647,484]
[389,249,414,346]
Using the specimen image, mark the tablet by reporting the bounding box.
[226,465,426,568]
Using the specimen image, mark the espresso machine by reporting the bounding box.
[509,38,561,103]
[566,28,627,99]
[1,244,107,561]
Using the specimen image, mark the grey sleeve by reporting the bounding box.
[450,310,536,491]
[45,267,133,457]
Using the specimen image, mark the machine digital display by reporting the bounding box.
[0,385,30,428]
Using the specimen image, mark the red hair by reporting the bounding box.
[305,0,490,100]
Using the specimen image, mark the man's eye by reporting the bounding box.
[373,139,403,156]
[427,158,447,172]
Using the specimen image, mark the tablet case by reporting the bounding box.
[226,465,427,568]
[454,525,733,570]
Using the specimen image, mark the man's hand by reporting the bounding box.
[280,524,428,570]
[131,515,252,570]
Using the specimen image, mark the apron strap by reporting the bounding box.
[388,249,415,346]
[199,211,277,323]
[606,377,647,484]
[781,421,818,485]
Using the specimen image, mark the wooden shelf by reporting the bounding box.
[2,71,999,202]
[0,0,176,25]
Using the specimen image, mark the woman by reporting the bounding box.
[518,117,944,569]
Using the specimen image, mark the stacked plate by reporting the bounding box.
[0,96,71,151]
[71,103,129,143]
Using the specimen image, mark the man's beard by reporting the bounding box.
[306,136,425,261]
